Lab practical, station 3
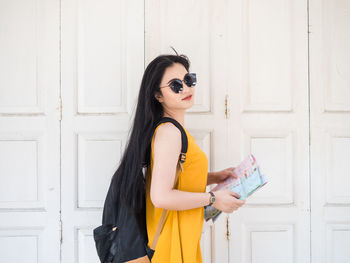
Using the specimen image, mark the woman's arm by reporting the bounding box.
[150,123,211,211]
[207,171,218,186]
[152,189,211,210]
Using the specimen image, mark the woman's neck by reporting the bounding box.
[162,112,185,127]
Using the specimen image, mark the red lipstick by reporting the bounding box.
[183,95,192,101]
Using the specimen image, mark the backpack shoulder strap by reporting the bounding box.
[153,117,188,170]
[154,117,188,154]
[150,117,188,250]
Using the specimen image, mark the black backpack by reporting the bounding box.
[93,117,188,262]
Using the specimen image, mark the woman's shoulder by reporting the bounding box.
[153,122,181,139]
[153,122,181,150]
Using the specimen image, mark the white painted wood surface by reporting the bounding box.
[309,0,350,262]
[60,0,144,262]
[224,0,311,262]
[0,0,61,262]
[0,0,349,262]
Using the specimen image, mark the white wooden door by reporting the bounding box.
[309,1,350,262]
[0,0,61,262]
[224,0,310,262]
[60,0,144,262]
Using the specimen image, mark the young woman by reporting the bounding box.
[111,50,245,262]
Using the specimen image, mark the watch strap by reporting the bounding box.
[208,191,215,206]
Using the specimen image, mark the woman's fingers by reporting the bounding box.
[231,197,245,210]
[228,190,241,199]
[228,167,238,179]
[236,200,245,207]
[232,172,238,179]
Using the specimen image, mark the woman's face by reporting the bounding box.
[155,62,195,111]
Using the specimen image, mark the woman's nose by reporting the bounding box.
[182,81,192,92]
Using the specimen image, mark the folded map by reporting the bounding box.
[204,154,268,223]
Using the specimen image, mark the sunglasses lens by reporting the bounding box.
[166,73,196,94]
[170,79,183,93]
[184,73,197,87]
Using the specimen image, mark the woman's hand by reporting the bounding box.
[211,189,245,213]
[207,167,238,185]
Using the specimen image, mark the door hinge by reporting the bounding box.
[226,216,230,241]
[56,96,62,121]
[224,94,230,119]
[59,218,63,244]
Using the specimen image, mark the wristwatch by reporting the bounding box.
[208,191,216,206]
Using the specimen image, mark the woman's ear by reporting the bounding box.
[154,92,164,103]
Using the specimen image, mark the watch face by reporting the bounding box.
[211,196,215,203]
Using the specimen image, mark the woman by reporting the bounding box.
[111,49,245,262]
[145,50,245,262]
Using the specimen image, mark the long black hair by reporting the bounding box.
[111,48,191,213]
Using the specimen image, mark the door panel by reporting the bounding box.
[226,0,310,262]
[0,0,61,262]
[309,0,350,262]
[60,0,144,261]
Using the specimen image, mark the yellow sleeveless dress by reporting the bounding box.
[145,122,209,263]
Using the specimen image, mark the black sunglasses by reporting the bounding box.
[160,72,197,94]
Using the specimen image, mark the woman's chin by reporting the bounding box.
[184,101,194,110]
